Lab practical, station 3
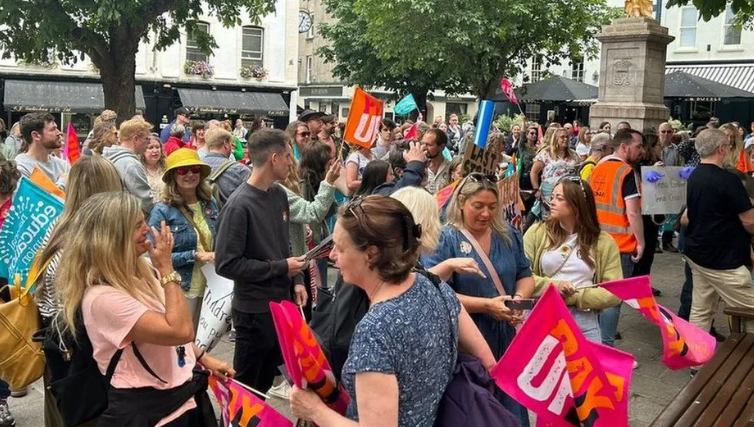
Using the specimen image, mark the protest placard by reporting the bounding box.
[461,138,501,177]
[640,166,686,215]
[0,177,64,287]
[498,175,524,232]
[195,264,233,352]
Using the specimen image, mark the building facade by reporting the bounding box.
[0,0,300,135]
[296,0,478,124]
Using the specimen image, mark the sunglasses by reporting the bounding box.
[175,165,202,175]
[346,197,419,250]
[297,131,311,137]
[558,175,587,198]
[660,130,674,134]
[528,131,537,136]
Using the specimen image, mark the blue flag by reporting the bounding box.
[394,94,419,116]
[0,177,64,286]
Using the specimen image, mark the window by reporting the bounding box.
[525,103,540,121]
[724,6,741,45]
[242,26,264,67]
[531,57,542,82]
[186,22,210,62]
[679,8,697,47]
[306,55,313,84]
[307,22,315,39]
[571,58,585,82]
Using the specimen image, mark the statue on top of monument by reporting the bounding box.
[625,0,653,17]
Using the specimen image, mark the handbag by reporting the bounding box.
[0,274,46,389]
[459,229,507,297]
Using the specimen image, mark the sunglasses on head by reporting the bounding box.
[345,197,420,250]
[558,175,587,198]
[175,165,202,175]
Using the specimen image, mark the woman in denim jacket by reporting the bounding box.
[148,148,219,327]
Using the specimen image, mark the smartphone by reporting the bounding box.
[504,299,536,310]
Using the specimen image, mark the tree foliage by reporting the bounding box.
[320,0,614,103]
[0,0,276,119]
[665,0,754,27]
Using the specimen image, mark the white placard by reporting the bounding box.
[195,264,234,352]
[640,166,687,215]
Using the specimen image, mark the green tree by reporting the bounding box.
[665,0,754,27]
[321,0,614,104]
[0,0,275,120]
[319,0,467,116]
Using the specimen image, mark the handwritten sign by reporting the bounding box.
[640,166,686,215]
[498,175,524,232]
[461,138,501,177]
[195,264,233,352]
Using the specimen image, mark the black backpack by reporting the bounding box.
[34,313,165,426]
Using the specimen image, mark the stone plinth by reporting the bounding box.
[589,17,675,132]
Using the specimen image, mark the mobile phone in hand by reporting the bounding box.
[504,299,536,310]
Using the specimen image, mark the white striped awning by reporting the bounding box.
[665,64,754,94]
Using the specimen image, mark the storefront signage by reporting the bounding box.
[299,86,343,97]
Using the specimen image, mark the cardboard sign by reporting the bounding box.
[498,175,524,232]
[342,87,383,149]
[461,138,501,177]
[195,264,233,352]
[640,166,686,215]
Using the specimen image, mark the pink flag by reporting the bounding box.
[492,285,632,427]
[500,78,519,106]
[599,276,716,369]
[270,300,350,417]
[436,180,459,208]
[63,122,81,165]
[208,375,292,427]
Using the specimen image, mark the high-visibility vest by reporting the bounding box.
[588,159,636,254]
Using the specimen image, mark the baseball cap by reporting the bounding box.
[299,109,326,122]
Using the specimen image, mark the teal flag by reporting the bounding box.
[0,177,64,286]
[393,94,418,116]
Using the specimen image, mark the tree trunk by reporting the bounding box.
[412,90,428,122]
[96,37,138,125]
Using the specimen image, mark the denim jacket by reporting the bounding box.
[147,199,219,290]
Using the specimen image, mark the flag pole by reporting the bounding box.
[226,375,273,400]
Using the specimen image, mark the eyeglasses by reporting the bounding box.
[660,130,674,134]
[175,165,202,175]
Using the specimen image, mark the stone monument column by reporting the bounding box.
[589,17,675,132]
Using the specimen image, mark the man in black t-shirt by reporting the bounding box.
[683,128,754,334]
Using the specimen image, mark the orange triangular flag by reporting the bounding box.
[30,167,66,200]
[737,147,754,174]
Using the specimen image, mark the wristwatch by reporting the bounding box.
[160,271,182,287]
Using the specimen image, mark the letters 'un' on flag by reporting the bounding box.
[600,276,716,370]
[270,300,350,416]
[0,177,65,286]
[63,122,81,165]
[492,285,633,427]
[500,78,519,106]
[342,87,383,149]
[208,376,292,427]
[393,93,419,116]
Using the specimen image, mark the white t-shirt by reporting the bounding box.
[346,152,372,180]
[540,233,594,286]
[15,153,70,187]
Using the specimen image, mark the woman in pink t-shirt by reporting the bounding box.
[57,191,234,427]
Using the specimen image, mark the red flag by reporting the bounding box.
[500,78,519,106]
[492,285,632,427]
[599,276,716,369]
[404,123,419,141]
[63,122,81,164]
[342,87,383,149]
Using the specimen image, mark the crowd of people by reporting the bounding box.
[0,107,753,427]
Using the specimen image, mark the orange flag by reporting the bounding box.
[30,168,65,200]
[737,146,754,174]
[63,122,81,165]
[342,87,383,149]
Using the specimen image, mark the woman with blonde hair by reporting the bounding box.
[722,122,753,173]
[58,191,232,426]
[148,148,218,327]
[575,126,593,161]
[425,173,535,426]
[524,177,621,343]
[529,127,579,220]
[83,121,118,156]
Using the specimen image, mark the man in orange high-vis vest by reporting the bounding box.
[588,128,646,350]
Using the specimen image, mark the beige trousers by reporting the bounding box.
[688,259,754,333]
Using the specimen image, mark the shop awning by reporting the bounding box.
[665,64,754,94]
[177,88,289,117]
[664,70,754,100]
[3,79,146,113]
[493,75,598,103]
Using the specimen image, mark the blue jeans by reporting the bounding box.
[0,379,9,400]
[600,253,635,347]
[678,261,693,321]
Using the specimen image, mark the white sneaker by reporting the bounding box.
[268,381,291,400]
[632,360,639,370]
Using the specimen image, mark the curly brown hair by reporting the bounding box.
[0,160,20,196]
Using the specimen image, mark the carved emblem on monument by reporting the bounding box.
[613,59,632,86]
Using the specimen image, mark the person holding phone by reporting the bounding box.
[523,176,622,344]
[425,172,535,427]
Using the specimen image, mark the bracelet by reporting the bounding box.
[197,350,206,362]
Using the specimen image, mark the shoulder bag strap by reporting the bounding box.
[459,228,506,297]
[209,160,234,182]
[105,348,125,384]
[131,343,168,384]
[177,205,211,251]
